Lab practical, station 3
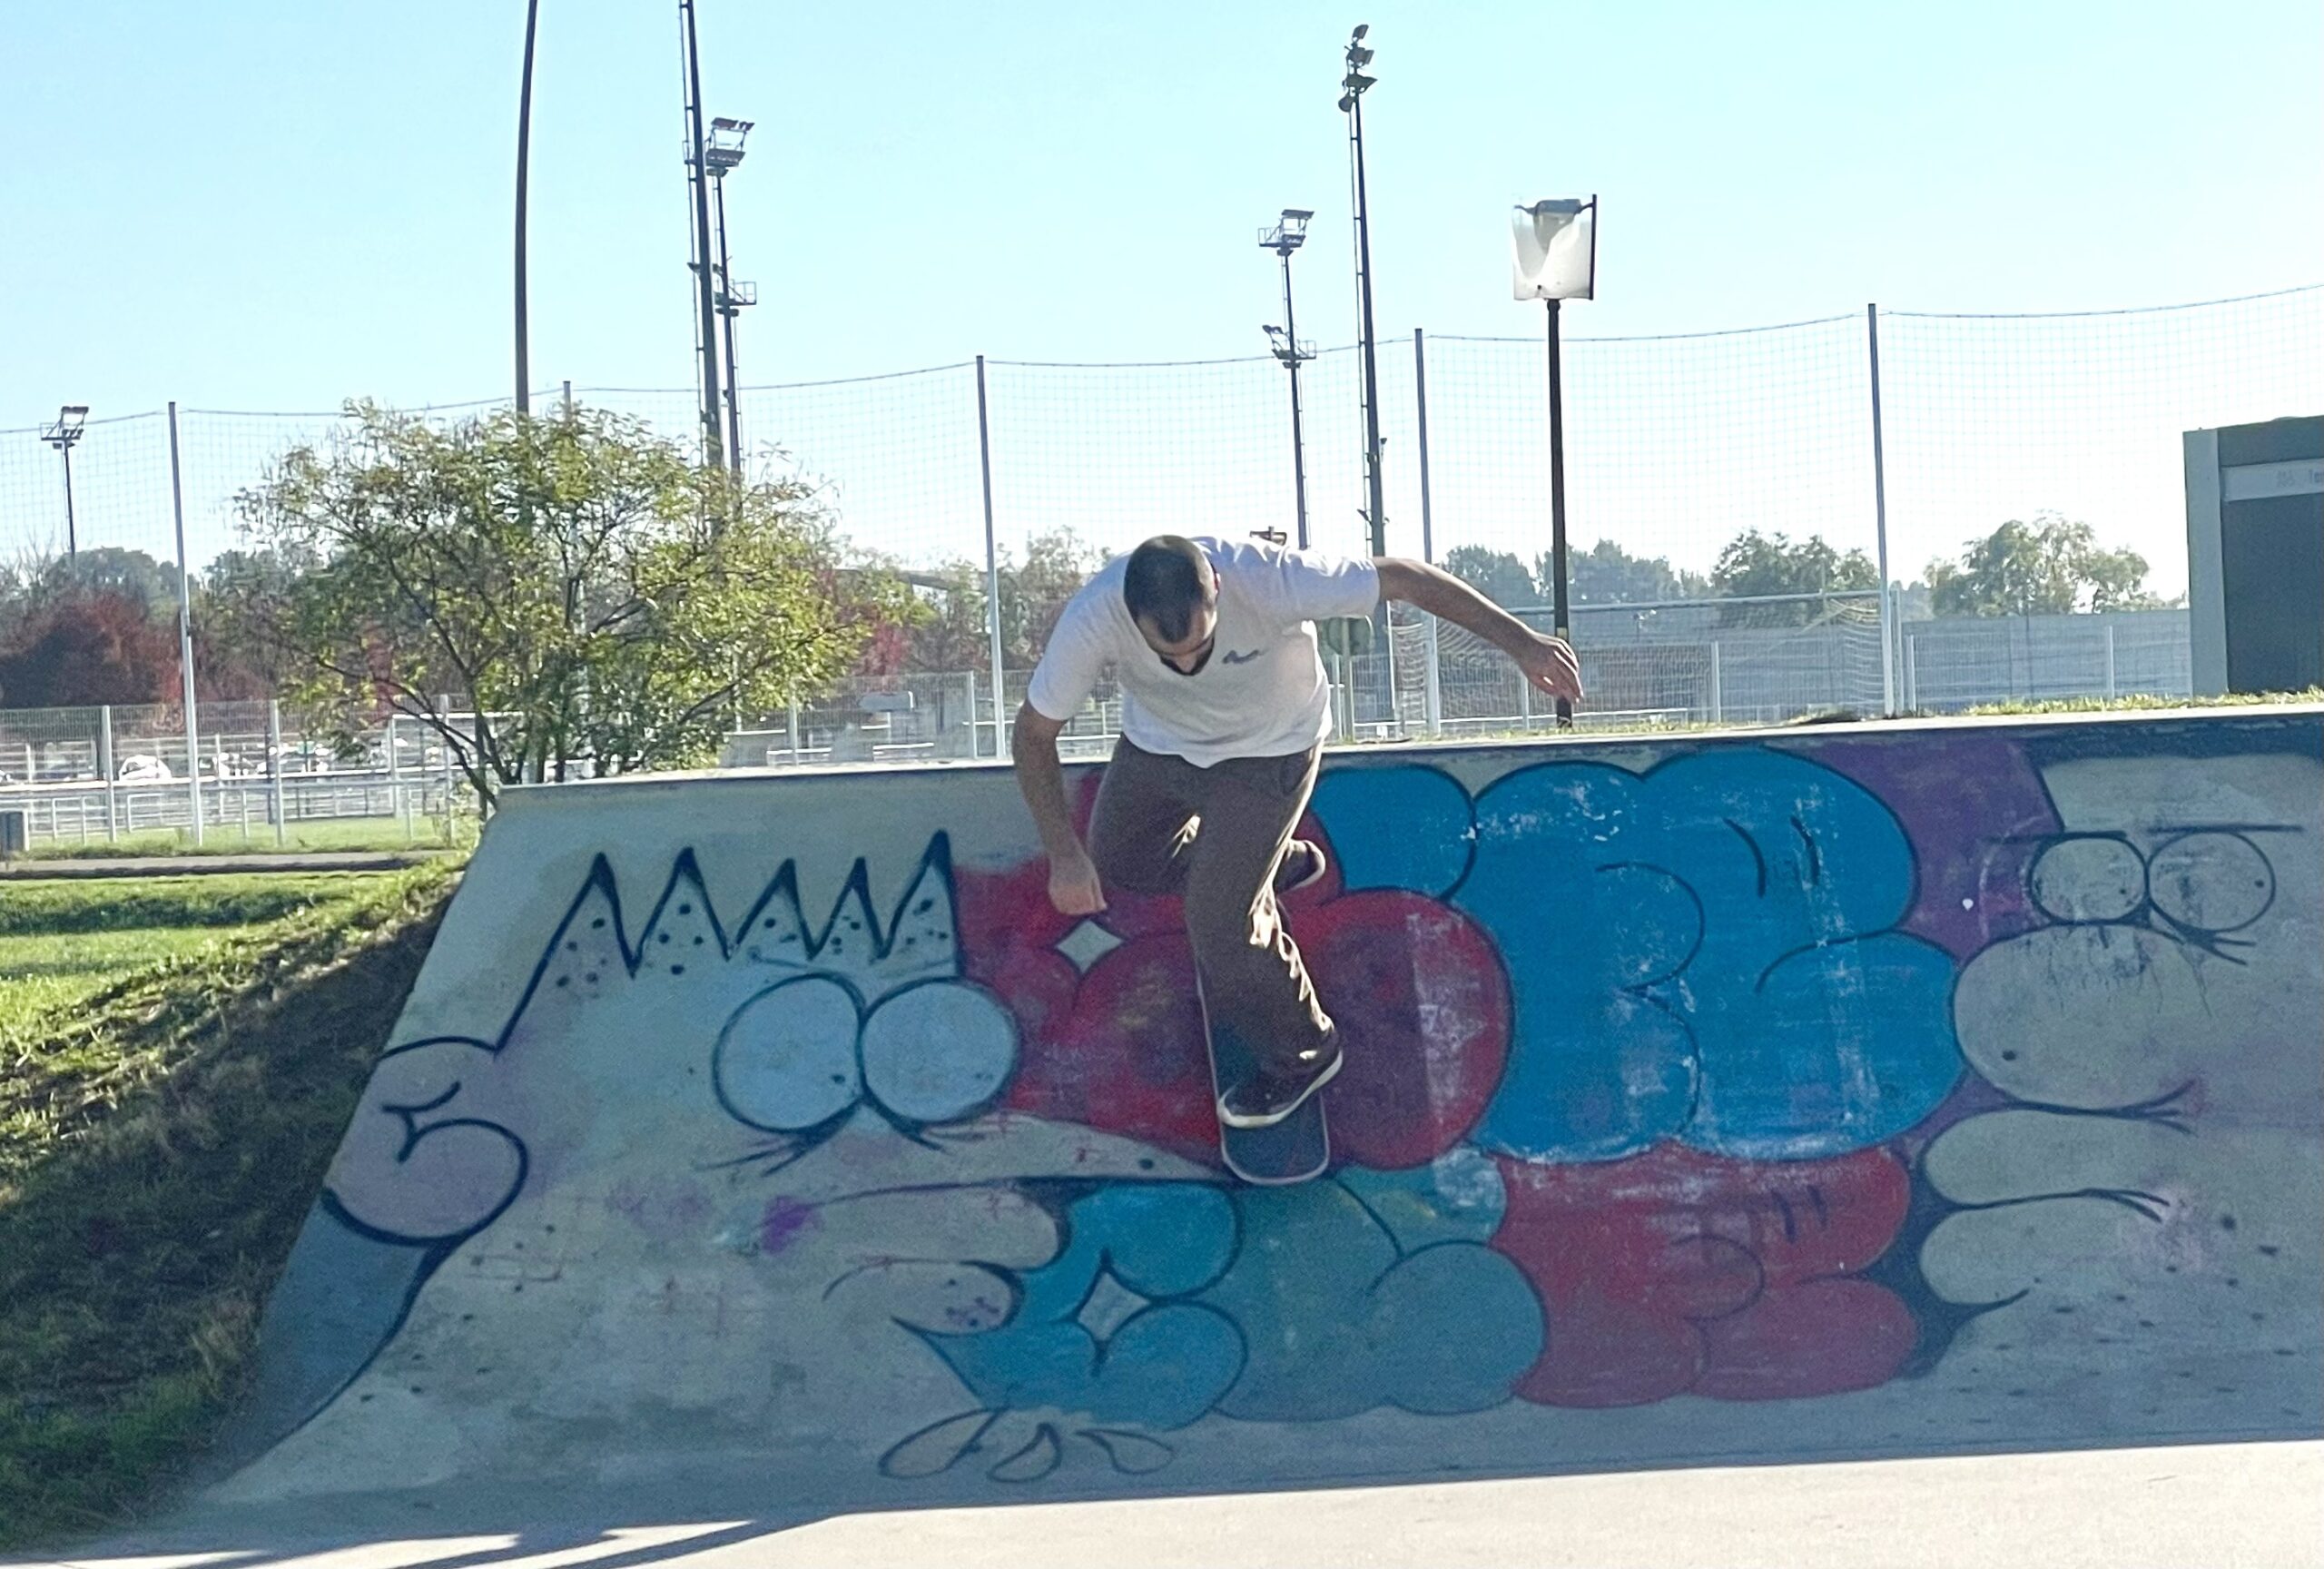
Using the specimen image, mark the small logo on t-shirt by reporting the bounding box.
[1220,648,1264,665]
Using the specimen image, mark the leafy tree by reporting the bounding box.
[887,527,1103,676]
[42,547,182,618]
[1926,514,2168,617]
[1440,546,1540,608]
[196,546,318,699]
[1709,529,1881,627]
[0,590,180,707]
[1558,539,1714,607]
[227,402,910,804]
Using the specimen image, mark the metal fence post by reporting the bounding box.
[786,697,802,765]
[962,670,979,760]
[2104,623,2118,700]
[1905,635,1920,712]
[167,400,204,844]
[389,713,413,841]
[976,355,1008,759]
[1414,328,1443,738]
[98,704,118,842]
[1865,306,1897,718]
[439,694,458,834]
[1709,642,1724,724]
[267,699,287,845]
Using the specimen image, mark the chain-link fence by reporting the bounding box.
[0,698,480,852]
[3,284,2317,773]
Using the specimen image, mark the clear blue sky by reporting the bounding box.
[5,0,2319,421]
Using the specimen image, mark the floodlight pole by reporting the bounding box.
[514,0,540,413]
[679,0,724,469]
[1341,25,1395,728]
[713,162,745,474]
[59,438,79,559]
[1281,248,1311,550]
[1343,36,1385,558]
[41,407,86,559]
[1545,297,1572,729]
[1262,216,1315,550]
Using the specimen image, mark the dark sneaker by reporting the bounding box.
[1274,839,1330,896]
[1218,1036,1344,1129]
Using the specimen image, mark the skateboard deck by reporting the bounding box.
[1194,972,1330,1186]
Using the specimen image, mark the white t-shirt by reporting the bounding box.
[1025,538,1380,766]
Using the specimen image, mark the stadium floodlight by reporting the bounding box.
[1512,196,1597,302]
[706,115,753,173]
[40,404,89,558]
[1511,196,1598,729]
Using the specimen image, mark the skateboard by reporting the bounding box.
[1194,972,1330,1186]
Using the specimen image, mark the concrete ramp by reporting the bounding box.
[222,712,2324,1515]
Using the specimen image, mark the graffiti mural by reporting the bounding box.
[224,718,2324,1506]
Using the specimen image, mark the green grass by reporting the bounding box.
[27,815,479,861]
[0,878,364,1037]
[0,863,458,1548]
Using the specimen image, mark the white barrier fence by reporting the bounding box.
[722,606,2194,769]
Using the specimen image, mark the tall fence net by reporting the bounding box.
[4,284,2319,787]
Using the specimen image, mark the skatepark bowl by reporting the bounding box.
[108,707,2324,1549]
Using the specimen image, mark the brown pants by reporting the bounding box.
[1087,736,1334,1072]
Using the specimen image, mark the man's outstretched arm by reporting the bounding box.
[1374,557,1584,703]
[1011,702,1108,914]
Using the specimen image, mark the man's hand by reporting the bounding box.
[1375,558,1586,707]
[1515,630,1584,705]
[1048,844,1108,915]
[1012,702,1108,914]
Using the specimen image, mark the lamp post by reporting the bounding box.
[705,116,755,476]
[40,405,88,559]
[1258,209,1315,550]
[1512,195,1598,729]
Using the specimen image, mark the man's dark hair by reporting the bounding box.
[1123,536,1213,641]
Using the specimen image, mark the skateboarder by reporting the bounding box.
[1011,535,1582,1129]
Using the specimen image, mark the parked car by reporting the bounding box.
[116,755,174,784]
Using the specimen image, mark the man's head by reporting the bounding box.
[1123,536,1218,666]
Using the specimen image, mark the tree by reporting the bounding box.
[227,402,911,804]
[1926,514,2168,617]
[196,545,318,699]
[1558,539,1714,607]
[1709,529,1880,627]
[1440,546,1540,608]
[0,590,181,708]
[42,547,182,619]
[886,527,1102,677]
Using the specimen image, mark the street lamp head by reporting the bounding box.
[1511,195,1598,302]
